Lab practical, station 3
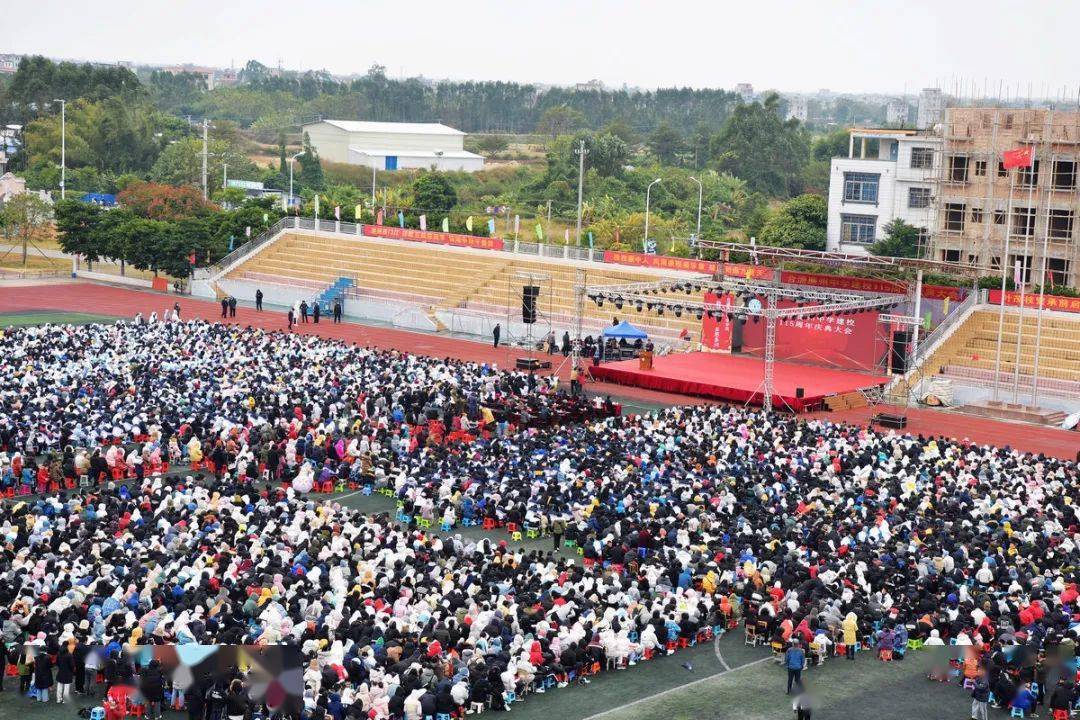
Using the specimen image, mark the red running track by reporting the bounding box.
[590,352,888,412]
[0,282,1075,459]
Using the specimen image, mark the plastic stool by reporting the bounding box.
[441,521,453,532]
[526,527,539,539]
[512,531,522,541]
[90,709,106,720]
[1010,708,1025,718]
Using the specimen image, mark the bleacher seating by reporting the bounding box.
[229,232,707,344]
[916,308,1080,397]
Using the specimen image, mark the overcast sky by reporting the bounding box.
[7,0,1080,97]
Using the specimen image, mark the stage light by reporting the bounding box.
[693,284,702,292]
[635,300,644,312]
[674,305,683,317]
[597,296,604,308]
[614,297,624,310]
[752,315,760,324]
[656,305,664,316]
[684,285,692,295]
[695,308,704,320]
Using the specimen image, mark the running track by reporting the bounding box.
[0,282,1076,460]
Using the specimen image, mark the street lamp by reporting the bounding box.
[288,151,305,210]
[688,176,703,245]
[644,178,661,251]
[54,99,66,200]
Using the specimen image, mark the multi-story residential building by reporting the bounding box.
[735,83,754,103]
[786,96,808,123]
[826,128,941,254]
[885,99,908,127]
[931,107,1080,288]
[917,88,944,130]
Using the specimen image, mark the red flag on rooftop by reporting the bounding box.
[1003,146,1034,169]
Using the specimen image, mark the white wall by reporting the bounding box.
[343,130,465,153]
[304,123,351,164]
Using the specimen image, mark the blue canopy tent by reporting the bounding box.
[603,320,648,340]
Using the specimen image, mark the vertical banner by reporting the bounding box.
[334,206,340,221]
[488,218,496,236]
[535,223,544,241]
[442,217,450,233]
[700,292,734,351]
[376,210,384,226]
[564,228,570,244]
[514,214,520,237]
[313,194,320,217]
[398,211,405,228]
[419,215,427,231]
[466,216,473,232]
[355,204,363,221]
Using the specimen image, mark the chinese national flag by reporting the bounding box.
[188,253,196,265]
[1003,146,1034,169]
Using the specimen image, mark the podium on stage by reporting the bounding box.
[639,350,653,370]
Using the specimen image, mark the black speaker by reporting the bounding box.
[795,387,805,399]
[874,412,908,429]
[521,285,540,324]
[890,331,911,375]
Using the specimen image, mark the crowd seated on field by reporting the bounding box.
[0,318,1078,718]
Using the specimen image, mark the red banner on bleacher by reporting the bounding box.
[988,289,1080,313]
[603,250,718,274]
[362,224,504,251]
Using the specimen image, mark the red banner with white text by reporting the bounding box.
[363,224,504,251]
[700,292,736,350]
[988,289,1080,313]
[739,298,885,371]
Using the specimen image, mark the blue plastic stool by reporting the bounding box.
[440,521,453,532]
[90,709,106,720]
[1009,708,1024,718]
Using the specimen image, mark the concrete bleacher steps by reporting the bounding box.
[228,232,707,345]
[916,308,1080,398]
[825,391,868,411]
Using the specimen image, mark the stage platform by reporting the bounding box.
[590,352,888,411]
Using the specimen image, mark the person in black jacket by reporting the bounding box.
[140,659,166,720]
[255,288,263,311]
[55,644,76,704]
[313,302,321,324]
[225,679,249,720]
[32,648,53,702]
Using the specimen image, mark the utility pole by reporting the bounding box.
[574,140,587,246]
[201,118,209,200]
[54,99,66,200]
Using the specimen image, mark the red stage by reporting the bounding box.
[590,352,888,411]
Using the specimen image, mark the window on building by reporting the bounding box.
[993,210,1006,225]
[1009,254,1033,283]
[843,172,880,203]
[910,147,934,169]
[1048,209,1074,239]
[1017,159,1040,188]
[908,187,931,209]
[944,203,966,232]
[1011,207,1035,237]
[916,228,929,252]
[1052,159,1077,190]
[947,155,969,182]
[974,160,987,177]
[1047,258,1070,286]
[941,249,961,263]
[989,256,1002,271]
[840,214,877,244]
[970,207,984,223]
[997,161,1008,177]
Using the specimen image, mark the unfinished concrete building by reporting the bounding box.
[931,107,1080,288]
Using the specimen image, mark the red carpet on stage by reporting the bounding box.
[590,352,888,411]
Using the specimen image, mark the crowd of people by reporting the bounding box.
[0,316,1077,720]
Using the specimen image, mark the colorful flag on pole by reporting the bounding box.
[535,223,544,241]
[262,213,269,223]
[488,218,496,236]
[228,235,235,251]
[313,194,319,216]
[1003,146,1034,169]
[376,210,384,226]
[466,216,473,232]
[564,228,570,244]
[188,253,196,265]
[420,215,427,231]
[587,231,593,249]
[245,226,251,238]
[355,204,363,221]
[614,228,621,245]
[514,215,520,236]
[1014,260,1022,285]
[334,206,340,221]
[398,211,405,228]
[442,217,450,233]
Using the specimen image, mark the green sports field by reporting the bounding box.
[0,310,121,327]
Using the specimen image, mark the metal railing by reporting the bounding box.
[910,288,981,367]
[197,218,291,279]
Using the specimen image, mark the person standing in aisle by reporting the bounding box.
[333,299,342,323]
[255,288,263,311]
[493,323,501,348]
[228,296,237,318]
[313,301,321,324]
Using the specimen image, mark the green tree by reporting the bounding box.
[582,132,629,177]
[535,105,585,139]
[812,128,851,161]
[298,132,324,190]
[0,193,54,266]
[871,218,922,258]
[648,121,685,165]
[757,193,827,250]
[148,137,256,188]
[411,173,457,216]
[55,199,108,268]
[711,93,810,197]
